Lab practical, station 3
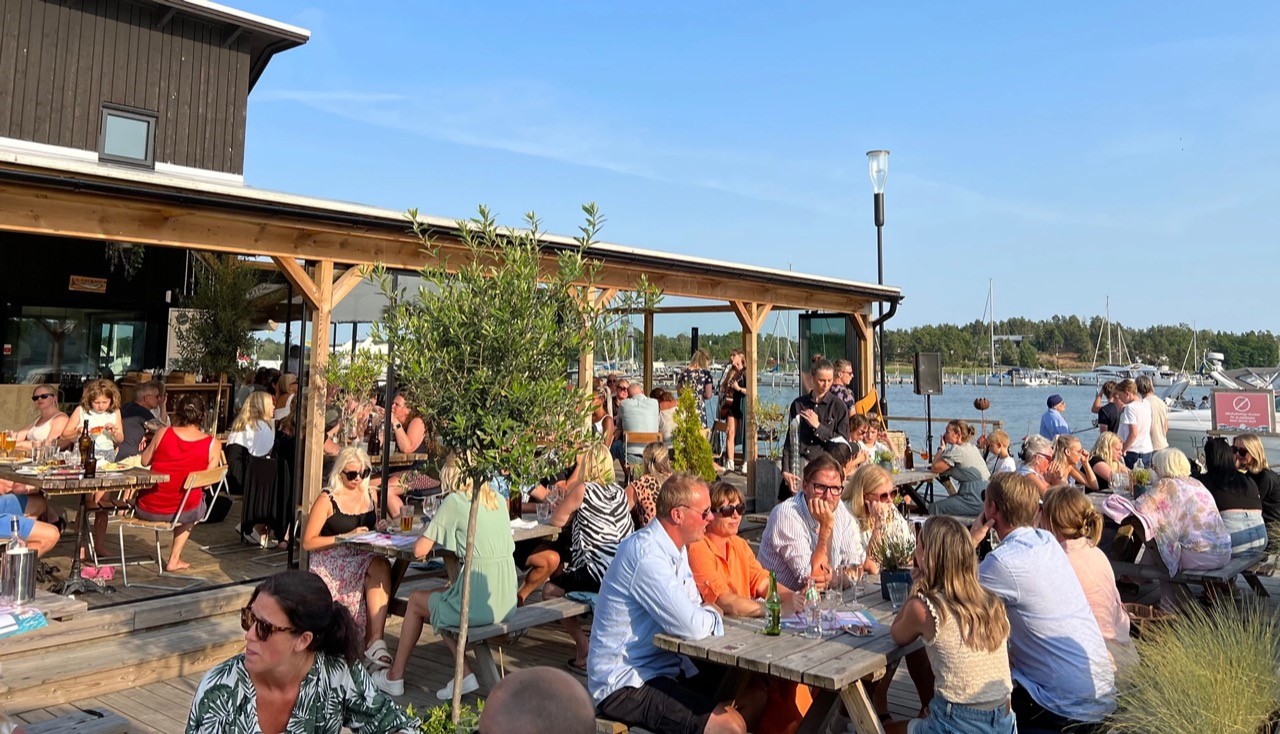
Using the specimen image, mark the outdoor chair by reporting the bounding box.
[621,431,661,484]
[115,464,229,591]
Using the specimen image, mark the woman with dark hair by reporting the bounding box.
[186,570,417,733]
[135,394,222,572]
[718,349,748,472]
[1200,437,1267,555]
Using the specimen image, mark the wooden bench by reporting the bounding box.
[17,708,129,733]
[439,597,589,688]
[596,720,655,734]
[1112,551,1272,597]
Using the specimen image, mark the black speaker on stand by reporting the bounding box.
[914,353,943,505]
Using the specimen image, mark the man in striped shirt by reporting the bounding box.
[758,453,864,591]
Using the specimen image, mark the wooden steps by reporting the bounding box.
[0,583,253,712]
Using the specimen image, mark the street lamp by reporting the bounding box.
[866,149,889,414]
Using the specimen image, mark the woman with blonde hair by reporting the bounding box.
[13,383,69,451]
[625,440,673,527]
[1040,487,1135,670]
[982,429,1016,475]
[227,391,275,457]
[1088,431,1127,491]
[371,453,517,699]
[888,516,1015,734]
[845,464,911,574]
[302,446,394,671]
[926,419,990,516]
[273,372,298,421]
[1232,433,1280,528]
[1047,434,1098,490]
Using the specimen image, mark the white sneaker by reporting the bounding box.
[435,672,478,700]
[369,668,404,697]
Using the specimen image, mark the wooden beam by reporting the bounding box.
[851,313,876,402]
[642,311,654,394]
[272,256,321,309]
[732,301,772,499]
[302,260,334,516]
[221,26,244,48]
[0,183,882,314]
[155,8,176,28]
[331,266,365,307]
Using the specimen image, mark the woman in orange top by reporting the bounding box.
[688,481,810,734]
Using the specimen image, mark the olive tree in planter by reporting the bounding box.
[373,204,609,723]
[751,399,787,512]
[320,348,387,445]
[174,255,260,430]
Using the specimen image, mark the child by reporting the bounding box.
[984,429,1016,475]
[60,379,125,558]
[888,516,1015,734]
[1040,487,1136,671]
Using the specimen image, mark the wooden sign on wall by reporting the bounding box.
[68,275,107,293]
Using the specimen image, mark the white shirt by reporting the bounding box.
[987,454,1017,474]
[1144,395,1169,451]
[1119,400,1153,454]
[226,419,274,457]
[758,493,865,592]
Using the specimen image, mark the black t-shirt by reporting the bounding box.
[1203,471,1262,512]
[1247,468,1280,526]
[1097,402,1121,433]
[116,401,154,460]
[1089,456,1111,491]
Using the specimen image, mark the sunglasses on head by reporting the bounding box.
[31,393,53,401]
[714,503,746,518]
[241,606,296,641]
[342,468,373,481]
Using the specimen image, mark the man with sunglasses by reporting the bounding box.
[589,474,748,734]
[758,453,864,592]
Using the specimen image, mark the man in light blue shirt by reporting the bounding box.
[1039,394,1070,441]
[970,473,1116,731]
[612,384,660,464]
[588,474,747,734]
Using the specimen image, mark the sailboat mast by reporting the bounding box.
[1105,296,1112,364]
[988,279,996,374]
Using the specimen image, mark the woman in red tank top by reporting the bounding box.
[137,394,221,572]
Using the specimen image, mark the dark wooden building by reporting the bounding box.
[0,0,307,177]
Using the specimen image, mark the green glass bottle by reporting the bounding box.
[764,571,782,636]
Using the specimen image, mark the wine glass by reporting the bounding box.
[848,563,866,608]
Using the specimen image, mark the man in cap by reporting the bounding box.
[1039,394,1070,441]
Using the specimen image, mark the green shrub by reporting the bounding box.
[1107,602,1279,734]
[671,387,716,482]
[406,701,483,733]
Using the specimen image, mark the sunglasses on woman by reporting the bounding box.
[714,503,746,518]
[1233,447,1249,458]
[241,606,296,641]
[31,393,53,401]
[342,468,373,481]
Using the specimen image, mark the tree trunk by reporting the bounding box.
[451,480,484,722]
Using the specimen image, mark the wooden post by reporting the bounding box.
[851,312,876,408]
[731,301,771,501]
[643,310,655,394]
[304,260,334,513]
[576,287,618,392]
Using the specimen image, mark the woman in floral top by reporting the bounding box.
[1134,448,1231,610]
[624,440,673,527]
[186,571,417,734]
[676,348,715,428]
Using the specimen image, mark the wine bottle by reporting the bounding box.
[763,571,782,636]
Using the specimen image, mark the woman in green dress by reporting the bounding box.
[371,454,517,700]
[185,570,417,734]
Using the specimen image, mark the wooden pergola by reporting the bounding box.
[0,155,903,512]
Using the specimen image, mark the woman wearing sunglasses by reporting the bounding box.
[688,481,806,732]
[1200,437,1267,556]
[302,446,394,672]
[1232,433,1280,530]
[845,464,913,575]
[187,570,417,733]
[13,384,70,452]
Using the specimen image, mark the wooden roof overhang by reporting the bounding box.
[0,159,902,315]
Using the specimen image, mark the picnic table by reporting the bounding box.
[0,465,170,596]
[654,577,919,734]
[335,514,561,609]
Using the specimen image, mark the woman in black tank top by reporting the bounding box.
[301,447,394,670]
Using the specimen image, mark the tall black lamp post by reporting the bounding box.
[867,149,889,414]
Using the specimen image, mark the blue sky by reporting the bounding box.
[234,1,1280,338]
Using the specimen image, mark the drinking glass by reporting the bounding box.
[422,495,440,522]
[536,501,552,523]
[0,431,12,458]
[820,588,841,628]
[887,581,910,610]
[850,563,865,605]
[803,598,823,638]
[399,505,415,532]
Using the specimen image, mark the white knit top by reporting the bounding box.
[921,595,1013,707]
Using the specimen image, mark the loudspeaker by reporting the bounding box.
[690,327,700,356]
[913,352,943,395]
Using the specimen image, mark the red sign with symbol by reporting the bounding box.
[1210,389,1276,433]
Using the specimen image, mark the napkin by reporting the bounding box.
[510,518,539,530]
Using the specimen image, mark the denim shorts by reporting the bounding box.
[908,694,1017,734]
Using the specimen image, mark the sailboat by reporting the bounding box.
[1075,298,1189,387]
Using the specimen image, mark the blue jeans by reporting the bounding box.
[910,695,1017,734]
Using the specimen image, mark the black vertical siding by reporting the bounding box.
[0,0,252,175]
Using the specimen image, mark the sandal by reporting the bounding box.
[565,658,587,676]
[364,639,393,670]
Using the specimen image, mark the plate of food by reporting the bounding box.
[0,457,32,466]
[15,466,45,476]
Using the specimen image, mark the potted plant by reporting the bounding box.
[868,518,916,600]
[751,399,787,513]
[672,386,717,482]
[405,701,483,733]
[1130,467,1152,496]
[1106,602,1279,733]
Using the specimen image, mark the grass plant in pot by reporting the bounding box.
[751,399,787,513]
[867,516,915,600]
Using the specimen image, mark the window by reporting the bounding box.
[99,105,157,167]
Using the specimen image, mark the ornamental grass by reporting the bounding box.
[1107,601,1279,734]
